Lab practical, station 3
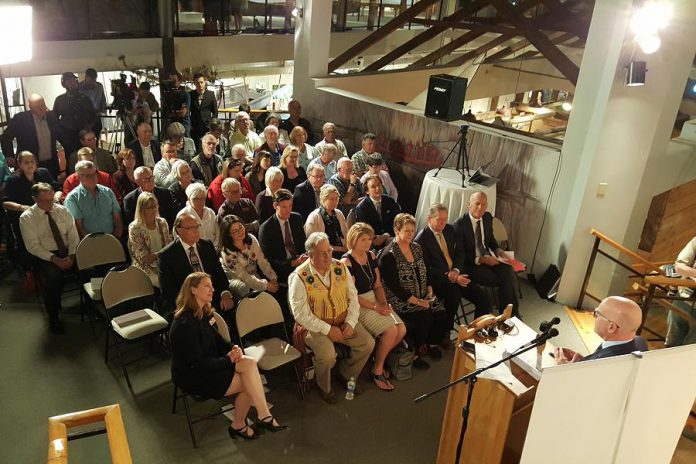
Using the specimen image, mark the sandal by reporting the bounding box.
[228,423,260,440]
[371,371,394,391]
[256,416,288,432]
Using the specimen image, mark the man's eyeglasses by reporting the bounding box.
[178,224,201,231]
[593,309,620,329]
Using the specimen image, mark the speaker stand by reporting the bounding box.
[434,124,470,188]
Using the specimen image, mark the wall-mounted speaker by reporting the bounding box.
[424,74,468,122]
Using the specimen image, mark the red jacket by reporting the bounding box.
[207,174,255,211]
[63,170,122,203]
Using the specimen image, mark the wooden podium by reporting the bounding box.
[436,324,540,464]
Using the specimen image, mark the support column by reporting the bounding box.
[553,0,696,306]
[293,0,332,113]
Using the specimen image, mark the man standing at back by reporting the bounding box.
[189,73,218,151]
[54,72,101,155]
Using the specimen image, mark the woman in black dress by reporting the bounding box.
[279,145,307,193]
[169,272,287,440]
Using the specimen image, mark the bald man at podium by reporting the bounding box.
[554,296,646,363]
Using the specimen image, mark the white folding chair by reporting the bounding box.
[235,292,304,398]
[101,265,169,393]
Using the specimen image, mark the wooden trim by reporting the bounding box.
[444,31,517,67]
[590,229,666,276]
[403,29,487,68]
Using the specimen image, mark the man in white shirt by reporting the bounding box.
[288,232,374,404]
[20,182,80,334]
[314,122,348,159]
[153,141,179,188]
[128,122,161,168]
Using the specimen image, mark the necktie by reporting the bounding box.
[475,220,487,257]
[314,189,320,208]
[375,200,382,218]
[188,245,202,272]
[437,232,453,270]
[46,211,68,258]
[284,220,298,258]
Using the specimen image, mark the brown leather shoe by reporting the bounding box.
[318,387,338,405]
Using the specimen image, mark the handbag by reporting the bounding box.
[385,344,415,381]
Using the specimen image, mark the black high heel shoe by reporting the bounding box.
[228,423,260,440]
[255,416,288,432]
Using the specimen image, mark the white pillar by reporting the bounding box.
[554,0,696,306]
[293,0,332,111]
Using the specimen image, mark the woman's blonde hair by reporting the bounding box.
[319,183,339,204]
[393,213,416,233]
[279,145,300,169]
[174,272,214,320]
[289,126,307,145]
[134,191,159,224]
[346,222,375,250]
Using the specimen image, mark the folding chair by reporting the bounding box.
[101,265,169,393]
[236,291,304,398]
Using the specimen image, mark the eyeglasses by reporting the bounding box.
[178,224,201,231]
[593,309,620,329]
[309,173,325,179]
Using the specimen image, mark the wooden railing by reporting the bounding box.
[48,404,132,464]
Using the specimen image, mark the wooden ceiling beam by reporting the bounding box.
[444,31,518,67]
[410,18,516,35]
[328,0,441,73]
[408,29,488,68]
[483,31,574,63]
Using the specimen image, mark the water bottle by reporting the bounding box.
[345,376,356,401]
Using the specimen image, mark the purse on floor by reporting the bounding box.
[385,345,415,381]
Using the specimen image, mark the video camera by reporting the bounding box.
[110,73,136,117]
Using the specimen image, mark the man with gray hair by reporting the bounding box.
[64,160,122,238]
[255,125,284,166]
[289,232,375,404]
[230,142,253,169]
[123,166,175,227]
[314,122,347,159]
[190,133,223,186]
[293,164,326,221]
[328,156,362,213]
[217,177,260,234]
[62,146,120,201]
[229,111,261,160]
[153,140,179,188]
[308,143,338,180]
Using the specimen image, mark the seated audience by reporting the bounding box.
[168,160,197,214]
[229,143,252,171]
[170,272,285,440]
[112,148,139,201]
[304,184,348,259]
[190,133,223,186]
[128,122,161,168]
[415,204,491,336]
[379,213,448,370]
[158,213,234,316]
[280,100,314,144]
[666,238,696,347]
[255,166,284,224]
[217,178,260,235]
[308,143,338,180]
[258,188,307,283]
[128,192,172,288]
[63,147,121,203]
[554,296,645,363]
[354,175,401,246]
[64,160,123,239]
[207,158,254,212]
[361,153,397,201]
[123,166,174,227]
[289,232,375,404]
[219,214,278,299]
[67,129,117,175]
[293,164,325,222]
[246,150,273,197]
[258,113,290,146]
[314,122,347,159]
[167,122,196,162]
[153,140,179,189]
[341,223,406,391]
[453,191,519,317]
[19,183,79,334]
[352,132,384,177]
[288,125,314,170]
[255,125,285,166]
[229,111,260,163]
[280,145,307,192]
[208,118,230,159]
[174,183,218,247]
[329,157,362,214]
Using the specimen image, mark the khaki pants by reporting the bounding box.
[305,322,375,394]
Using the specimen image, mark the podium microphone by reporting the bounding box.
[539,317,561,333]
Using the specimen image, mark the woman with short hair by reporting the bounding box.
[288,126,313,169]
[255,166,284,224]
[112,148,138,201]
[174,182,218,247]
[304,184,348,259]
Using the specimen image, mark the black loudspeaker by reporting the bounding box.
[424,74,468,122]
[535,265,561,301]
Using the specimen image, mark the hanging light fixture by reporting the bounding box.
[626,61,647,87]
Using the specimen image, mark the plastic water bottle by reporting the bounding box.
[345,377,356,401]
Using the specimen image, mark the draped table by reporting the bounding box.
[414,168,497,230]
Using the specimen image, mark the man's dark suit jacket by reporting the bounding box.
[189,89,218,139]
[123,186,175,227]
[354,195,401,236]
[0,110,61,163]
[292,180,319,221]
[157,238,229,314]
[127,138,162,168]
[453,211,500,267]
[583,338,644,362]
[258,212,306,282]
[415,224,466,275]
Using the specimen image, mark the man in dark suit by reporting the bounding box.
[189,73,218,151]
[293,164,325,222]
[0,94,63,179]
[53,72,101,156]
[554,296,646,363]
[123,167,175,227]
[259,188,308,283]
[354,175,401,246]
[416,203,492,339]
[158,212,234,318]
[127,122,161,168]
[453,191,519,317]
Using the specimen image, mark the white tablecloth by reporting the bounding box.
[414,168,497,230]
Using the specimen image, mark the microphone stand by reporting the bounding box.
[414,329,558,464]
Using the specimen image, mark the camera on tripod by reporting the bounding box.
[110,73,135,117]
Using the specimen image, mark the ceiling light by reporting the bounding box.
[0,6,32,65]
[636,33,661,54]
[630,1,672,36]
[626,61,647,87]
[561,102,573,111]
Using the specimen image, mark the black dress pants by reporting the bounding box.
[430,272,492,332]
[35,259,73,320]
[467,263,519,316]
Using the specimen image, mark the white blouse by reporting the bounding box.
[221,234,277,292]
[174,204,219,248]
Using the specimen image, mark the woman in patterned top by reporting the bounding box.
[219,214,279,299]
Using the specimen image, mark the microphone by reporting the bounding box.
[539,317,561,333]
[544,328,559,339]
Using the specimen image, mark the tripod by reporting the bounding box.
[434,124,470,188]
